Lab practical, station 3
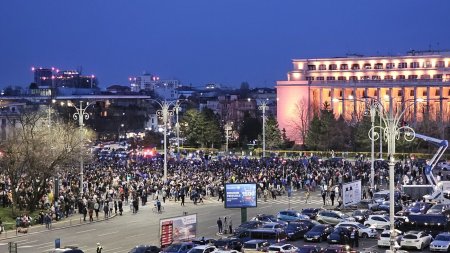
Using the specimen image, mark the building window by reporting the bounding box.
[398,90,403,96]
[385,75,393,80]
[374,90,378,96]
[338,76,346,81]
[421,74,431,79]
[339,91,343,96]
[340,64,348,70]
[397,75,406,80]
[424,61,432,68]
[410,90,415,96]
[410,62,420,68]
[361,76,370,80]
[319,64,326,70]
[351,64,360,70]
[349,76,358,81]
[408,75,418,80]
[329,64,337,70]
[306,76,314,81]
[372,75,381,80]
[386,63,395,69]
[436,61,445,67]
[398,62,408,69]
[433,74,443,79]
[308,65,316,70]
[423,90,427,96]
[374,63,383,69]
[327,76,336,81]
[436,89,441,96]
[363,63,372,69]
[317,76,324,81]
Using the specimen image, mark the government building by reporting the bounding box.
[276,50,450,143]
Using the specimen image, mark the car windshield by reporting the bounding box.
[215,241,228,247]
[310,226,324,232]
[353,210,363,215]
[436,235,450,241]
[403,234,418,239]
[166,244,182,252]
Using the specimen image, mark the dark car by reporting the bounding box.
[162,242,196,253]
[297,219,321,230]
[324,245,356,253]
[404,202,433,215]
[191,238,216,245]
[233,221,264,234]
[297,245,324,253]
[129,245,161,253]
[327,227,351,244]
[285,222,310,240]
[351,209,373,223]
[302,208,323,220]
[252,214,284,223]
[214,238,243,251]
[377,201,403,213]
[304,224,333,242]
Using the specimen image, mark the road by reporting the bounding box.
[0,191,427,253]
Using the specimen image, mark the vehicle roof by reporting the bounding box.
[244,240,268,244]
[405,230,423,235]
[192,245,216,249]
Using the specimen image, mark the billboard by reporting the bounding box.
[160,214,197,248]
[342,180,361,207]
[225,183,257,208]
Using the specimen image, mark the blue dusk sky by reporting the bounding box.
[0,0,449,89]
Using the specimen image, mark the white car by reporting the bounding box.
[430,232,450,252]
[377,229,403,248]
[364,215,390,229]
[335,221,377,238]
[188,245,217,253]
[268,244,298,253]
[400,231,433,250]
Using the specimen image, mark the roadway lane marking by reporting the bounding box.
[98,231,119,237]
[103,246,123,252]
[15,238,30,243]
[0,243,8,246]
[125,233,146,239]
[35,242,54,248]
[19,240,38,245]
[76,228,97,234]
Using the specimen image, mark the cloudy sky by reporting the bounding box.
[1,0,449,89]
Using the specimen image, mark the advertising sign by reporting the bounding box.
[159,214,197,248]
[225,183,257,208]
[342,180,361,207]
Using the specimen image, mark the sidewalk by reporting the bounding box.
[0,212,117,241]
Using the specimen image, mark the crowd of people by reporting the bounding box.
[0,150,436,229]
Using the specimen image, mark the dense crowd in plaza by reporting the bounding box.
[0,149,436,229]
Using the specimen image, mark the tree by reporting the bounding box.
[181,108,221,148]
[0,107,94,213]
[289,98,309,145]
[238,112,261,146]
[261,116,283,149]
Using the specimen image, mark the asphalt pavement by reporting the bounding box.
[0,191,429,253]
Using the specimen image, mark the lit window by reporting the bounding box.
[374,63,383,69]
[433,74,443,79]
[384,75,393,80]
[349,76,358,81]
[329,64,337,70]
[327,76,336,81]
[372,75,381,80]
[317,76,324,81]
[340,64,348,70]
[420,75,431,79]
[361,76,370,80]
[351,64,360,70]
[410,62,420,68]
[306,76,315,81]
[397,75,406,80]
[398,62,408,69]
[319,64,326,70]
[338,76,346,81]
[363,63,372,69]
[386,63,395,69]
[436,61,445,68]
[308,65,316,70]
[408,75,418,80]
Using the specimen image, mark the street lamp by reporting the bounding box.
[225,122,233,154]
[258,99,269,158]
[151,100,177,182]
[367,97,421,252]
[70,101,94,197]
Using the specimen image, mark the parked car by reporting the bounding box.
[377,229,403,248]
[351,209,373,223]
[277,210,310,222]
[268,243,298,253]
[316,210,355,225]
[327,227,351,244]
[285,222,309,240]
[301,208,323,219]
[364,215,390,229]
[437,161,450,171]
[376,201,403,213]
[297,219,321,230]
[400,231,433,250]
[50,247,84,253]
[234,221,264,234]
[262,222,287,230]
[430,232,450,252]
[242,240,270,253]
[335,222,377,238]
[297,245,323,253]
[304,224,333,242]
[404,201,433,215]
[323,245,356,253]
[427,203,450,214]
[192,238,216,245]
[188,245,217,253]
[251,214,287,225]
[162,242,196,253]
[129,245,161,253]
[214,238,243,252]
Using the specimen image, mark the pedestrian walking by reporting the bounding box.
[349,229,356,248]
[217,217,223,234]
[321,189,326,206]
[354,229,359,247]
[96,242,103,253]
[330,189,335,206]
[223,217,228,234]
[305,188,310,204]
[228,217,232,234]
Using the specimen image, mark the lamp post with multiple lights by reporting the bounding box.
[225,122,233,154]
[70,101,94,196]
[258,99,269,158]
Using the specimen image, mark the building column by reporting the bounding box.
[427,86,431,116]
[330,88,335,113]
[342,87,346,118]
[353,87,357,119]
[413,86,417,123]
[440,86,444,122]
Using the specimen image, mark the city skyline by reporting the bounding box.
[1,0,450,89]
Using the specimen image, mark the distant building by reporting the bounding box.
[277,50,450,143]
[129,73,181,100]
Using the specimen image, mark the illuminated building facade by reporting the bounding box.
[276,50,450,143]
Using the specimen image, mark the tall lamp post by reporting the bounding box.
[363,97,380,190]
[258,99,269,158]
[152,100,177,182]
[225,122,233,154]
[173,100,186,155]
[367,97,421,252]
[70,101,94,197]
